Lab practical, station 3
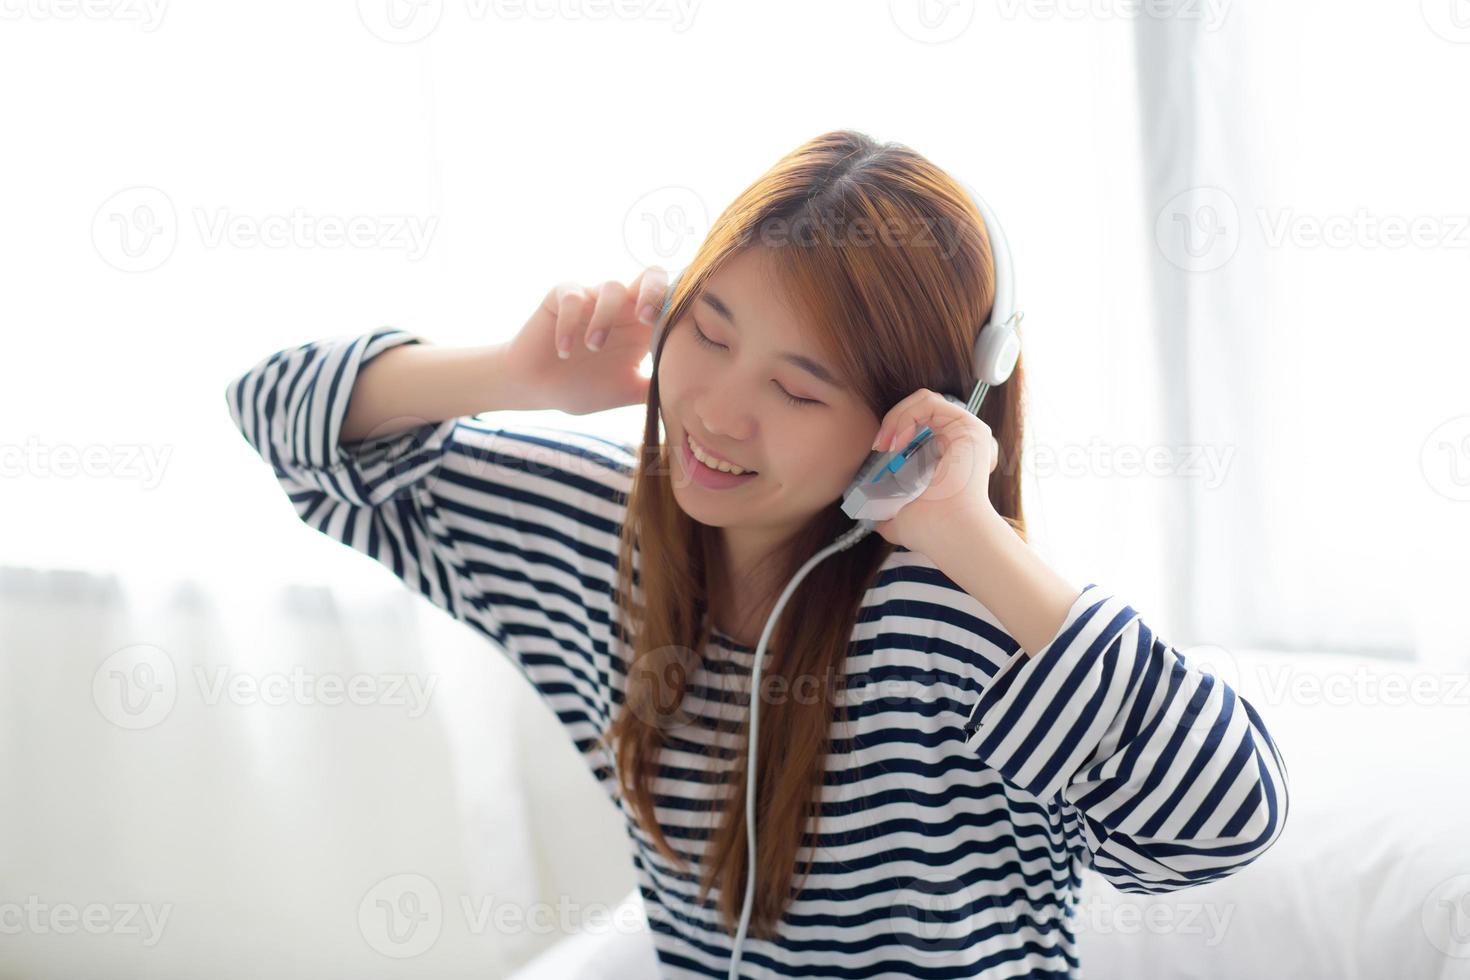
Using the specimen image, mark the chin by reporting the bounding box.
[668,496,733,532]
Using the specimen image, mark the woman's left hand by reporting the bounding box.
[868,388,1001,552]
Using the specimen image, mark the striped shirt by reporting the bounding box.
[225,328,1291,978]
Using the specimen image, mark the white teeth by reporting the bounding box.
[688,435,753,475]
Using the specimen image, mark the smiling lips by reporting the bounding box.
[686,433,757,475]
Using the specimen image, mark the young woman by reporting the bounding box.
[225,130,1289,978]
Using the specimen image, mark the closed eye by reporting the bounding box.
[692,323,822,408]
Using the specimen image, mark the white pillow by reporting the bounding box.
[508,889,658,980]
[1075,649,1470,979]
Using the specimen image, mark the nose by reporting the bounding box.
[690,399,752,443]
[694,409,753,444]
[693,377,756,444]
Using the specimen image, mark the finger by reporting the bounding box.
[926,424,983,504]
[874,413,913,454]
[890,390,948,450]
[632,265,670,326]
[584,279,628,352]
[929,413,1000,503]
[553,282,593,360]
[873,391,921,451]
[875,389,944,452]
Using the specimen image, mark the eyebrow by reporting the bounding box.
[699,290,847,391]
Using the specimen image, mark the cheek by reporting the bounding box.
[814,438,857,486]
[771,427,845,488]
[806,421,876,491]
[655,335,694,402]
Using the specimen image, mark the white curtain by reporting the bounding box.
[0,564,628,977]
[1132,0,1470,664]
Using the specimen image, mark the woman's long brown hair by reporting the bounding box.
[606,129,1028,939]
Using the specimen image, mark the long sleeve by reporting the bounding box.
[960,584,1291,894]
[223,327,638,782]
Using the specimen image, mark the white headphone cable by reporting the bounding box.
[726,519,875,979]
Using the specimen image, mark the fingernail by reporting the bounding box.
[557,337,571,359]
[639,304,656,325]
[587,329,607,351]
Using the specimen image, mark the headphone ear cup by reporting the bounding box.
[974,314,1022,387]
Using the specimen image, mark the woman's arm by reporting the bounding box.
[918,506,1290,893]
[339,339,528,444]
[920,505,1081,658]
[225,328,643,795]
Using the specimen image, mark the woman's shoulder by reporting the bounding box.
[425,419,642,585]
[459,417,639,470]
[856,547,1021,679]
[450,417,641,504]
[865,546,985,618]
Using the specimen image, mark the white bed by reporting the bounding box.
[3,568,1465,979]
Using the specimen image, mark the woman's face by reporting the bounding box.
[656,247,882,538]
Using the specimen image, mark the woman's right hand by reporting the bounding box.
[503,266,671,416]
